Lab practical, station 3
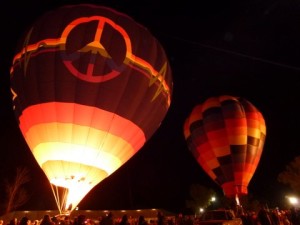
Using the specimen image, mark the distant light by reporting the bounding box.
[200,208,204,213]
[288,196,298,205]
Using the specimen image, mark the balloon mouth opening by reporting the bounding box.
[42,160,109,213]
[49,179,95,213]
[221,182,248,197]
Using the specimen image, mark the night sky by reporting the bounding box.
[1,0,300,213]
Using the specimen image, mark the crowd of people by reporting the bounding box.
[240,205,300,225]
[0,211,170,225]
[0,206,299,225]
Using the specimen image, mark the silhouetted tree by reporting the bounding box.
[278,156,300,194]
[4,167,31,214]
[185,184,216,214]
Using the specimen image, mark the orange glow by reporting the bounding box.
[20,103,144,212]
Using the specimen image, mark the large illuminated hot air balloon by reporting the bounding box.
[10,4,172,213]
[184,95,266,202]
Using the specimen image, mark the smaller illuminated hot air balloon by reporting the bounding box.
[184,95,266,203]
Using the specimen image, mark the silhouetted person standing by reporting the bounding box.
[157,211,165,225]
[100,212,114,225]
[257,204,272,225]
[138,216,148,225]
[119,215,129,225]
[40,215,54,225]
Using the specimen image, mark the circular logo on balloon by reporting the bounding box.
[60,16,130,83]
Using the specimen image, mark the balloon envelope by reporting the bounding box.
[10,4,172,212]
[184,95,266,198]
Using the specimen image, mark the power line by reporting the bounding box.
[170,35,300,72]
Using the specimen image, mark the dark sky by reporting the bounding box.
[1,0,300,213]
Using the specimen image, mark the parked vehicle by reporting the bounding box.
[199,210,243,225]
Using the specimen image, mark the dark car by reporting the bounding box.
[199,210,243,225]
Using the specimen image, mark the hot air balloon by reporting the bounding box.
[10,4,172,213]
[183,95,266,203]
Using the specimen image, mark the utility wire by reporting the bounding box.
[170,35,300,72]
